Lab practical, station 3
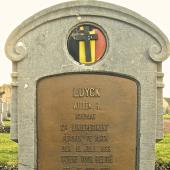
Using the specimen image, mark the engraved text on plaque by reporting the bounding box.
[37,74,137,170]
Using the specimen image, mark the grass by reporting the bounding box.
[163,114,170,120]
[0,120,18,167]
[156,133,170,163]
[0,133,18,166]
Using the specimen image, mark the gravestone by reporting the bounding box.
[2,102,8,121]
[0,100,3,126]
[5,1,170,170]
[6,102,11,117]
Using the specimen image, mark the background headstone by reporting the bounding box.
[164,98,170,113]
[2,102,8,121]
[0,99,3,126]
[7,102,11,117]
[163,99,169,114]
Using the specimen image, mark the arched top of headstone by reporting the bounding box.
[5,0,170,62]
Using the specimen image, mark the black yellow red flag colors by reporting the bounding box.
[68,24,107,65]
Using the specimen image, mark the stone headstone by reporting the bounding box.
[2,102,8,121]
[5,1,170,170]
[0,100,3,126]
[163,99,169,114]
[7,102,11,117]
[164,98,170,114]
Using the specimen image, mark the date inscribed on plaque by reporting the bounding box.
[37,74,137,170]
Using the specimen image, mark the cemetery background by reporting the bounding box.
[0,0,170,170]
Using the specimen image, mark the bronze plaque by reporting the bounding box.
[37,74,137,170]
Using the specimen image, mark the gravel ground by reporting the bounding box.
[0,166,17,170]
[0,164,170,170]
[155,162,170,170]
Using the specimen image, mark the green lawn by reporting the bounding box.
[163,114,170,120]
[156,133,170,163]
[0,120,18,166]
[0,133,18,166]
